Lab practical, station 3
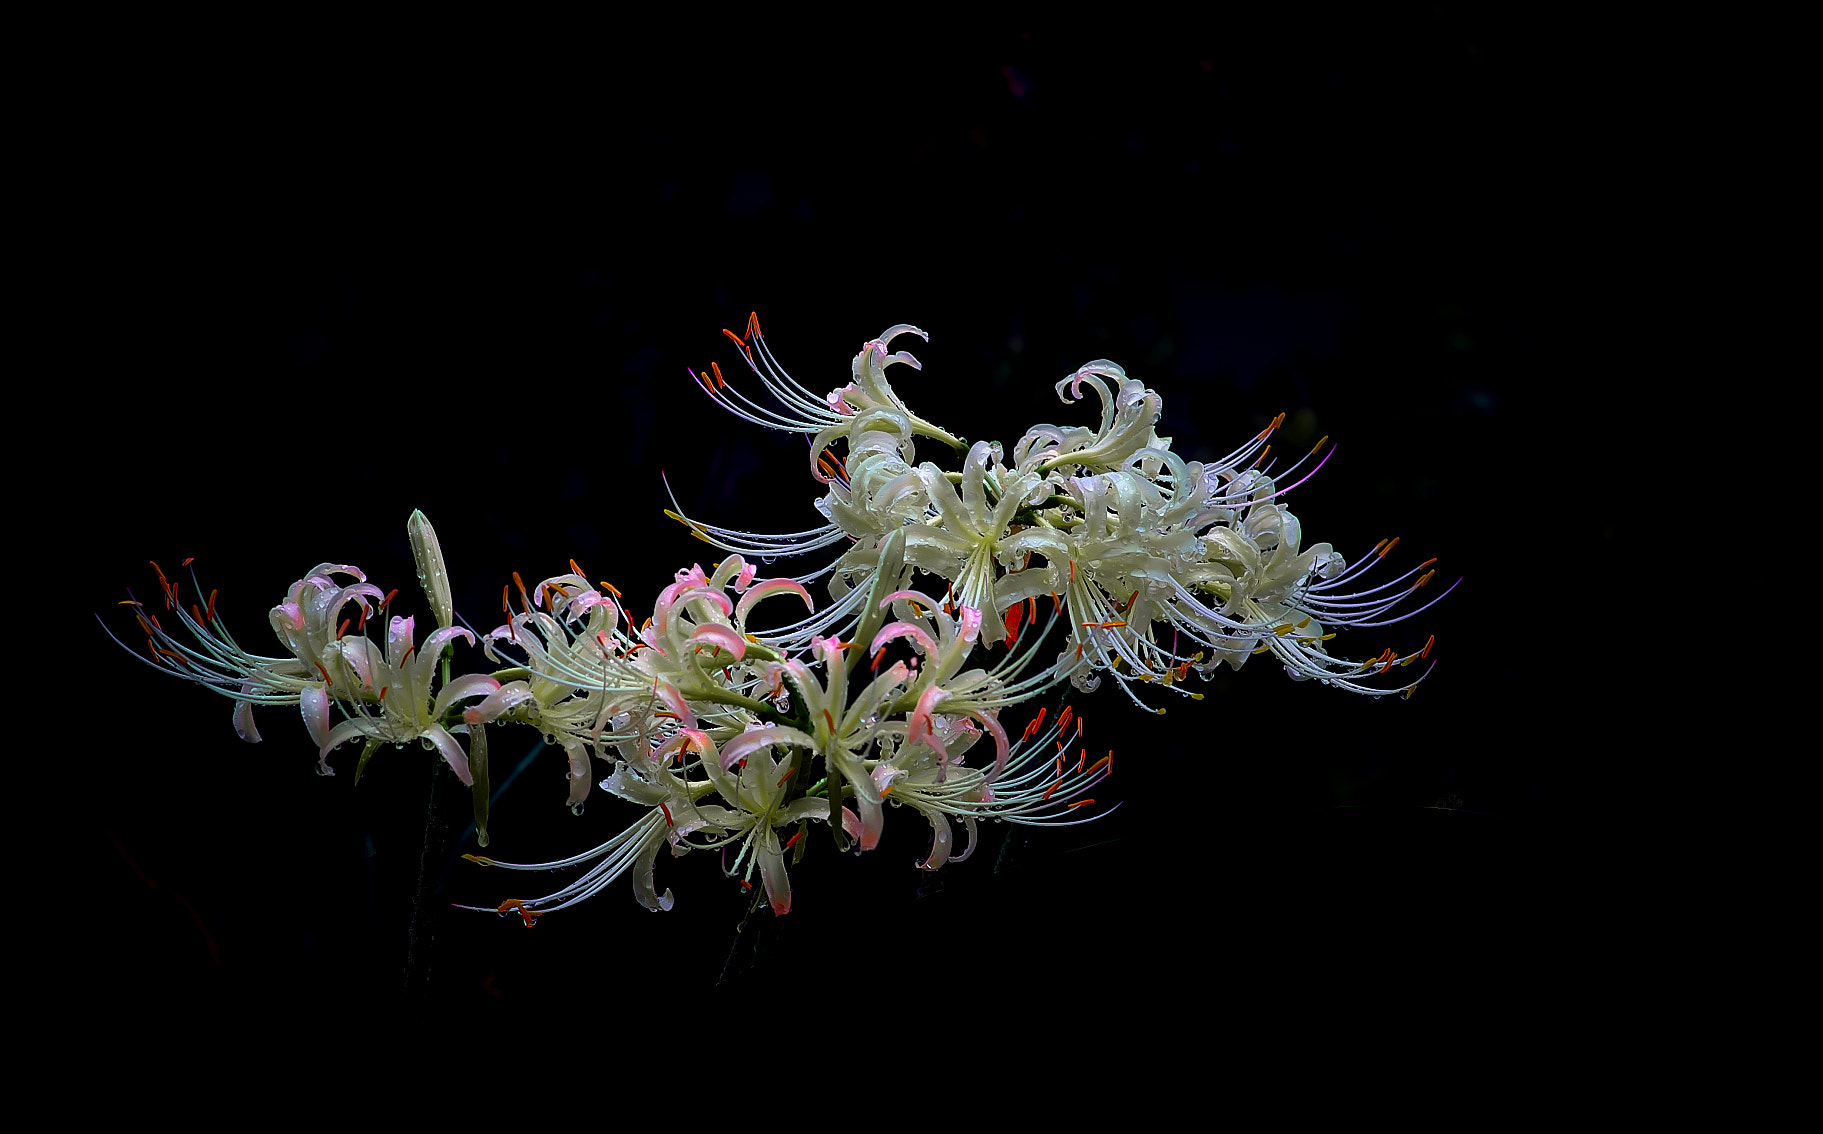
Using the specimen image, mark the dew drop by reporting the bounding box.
[570,804,585,817]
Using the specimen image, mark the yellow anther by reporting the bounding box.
[1296,617,1311,629]
[1190,693,1205,701]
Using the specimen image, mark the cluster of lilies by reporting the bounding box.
[109,317,1450,922]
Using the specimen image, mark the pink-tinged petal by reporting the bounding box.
[878,588,942,611]
[717,725,817,772]
[853,792,882,850]
[757,828,791,917]
[654,681,698,730]
[300,685,332,748]
[654,728,717,768]
[424,724,473,786]
[735,578,814,627]
[948,707,1010,785]
[907,685,953,766]
[915,809,953,871]
[422,625,477,659]
[686,622,746,662]
[269,602,304,632]
[387,615,416,670]
[554,590,603,621]
[678,586,734,617]
[463,681,536,725]
[234,682,263,743]
[432,673,503,721]
[871,621,937,655]
[562,740,591,808]
[735,561,758,592]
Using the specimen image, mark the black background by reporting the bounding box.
[77,16,1616,1044]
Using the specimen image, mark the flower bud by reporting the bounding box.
[407,508,454,629]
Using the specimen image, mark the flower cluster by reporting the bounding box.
[679,316,1455,711]
[108,315,1450,927]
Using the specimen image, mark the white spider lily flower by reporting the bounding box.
[871,701,1115,870]
[316,615,498,783]
[1019,360,1167,476]
[105,560,392,748]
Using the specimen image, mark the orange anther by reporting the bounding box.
[1069,560,1076,583]
[495,899,542,927]
[872,645,889,673]
[1051,591,1062,614]
[710,359,729,388]
[1086,753,1112,777]
[720,329,753,364]
[1067,799,1096,810]
[181,557,194,567]
[315,661,332,685]
[337,618,351,641]
[1415,569,1435,588]
[206,589,217,622]
[1377,537,1401,559]
[778,767,798,787]
[1310,435,1329,455]
[1252,444,1271,469]
[783,830,805,852]
[1421,635,1435,659]
[879,786,895,798]
[192,604,205,625]
[1041,779,1064,802]
[823,709,837,733]
[1417,558,1437,571]
[400,644,416,666]
[513,571,530,605]
[380,588,399,610]
[659,802,674,826]
[378,686,389,701]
